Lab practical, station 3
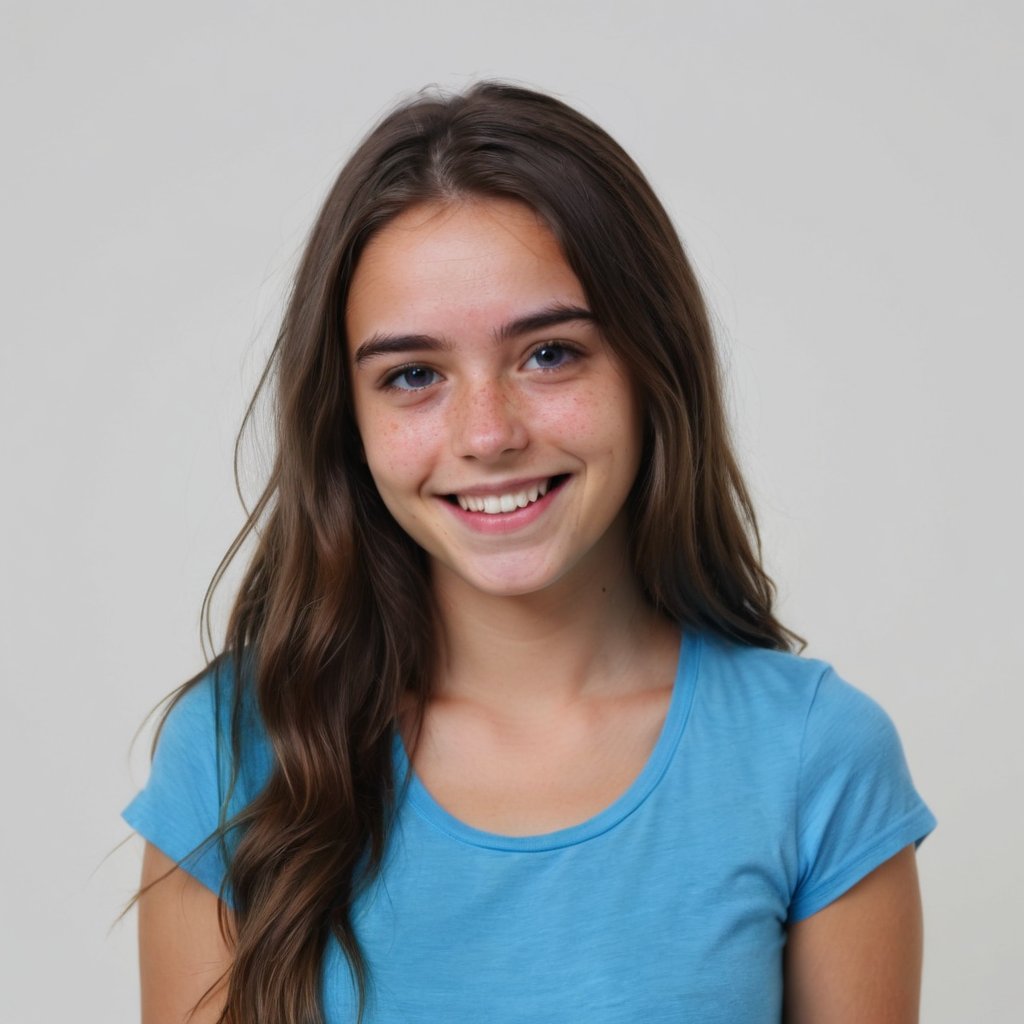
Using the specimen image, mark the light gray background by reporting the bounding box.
[2,1,1021,1020]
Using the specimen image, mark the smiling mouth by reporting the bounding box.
[445,474,569,514]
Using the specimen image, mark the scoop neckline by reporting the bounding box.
[392,629,701,852]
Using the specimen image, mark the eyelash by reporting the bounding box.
[379,341,584,393]
[523,341,583,372]
[381,364,439,392]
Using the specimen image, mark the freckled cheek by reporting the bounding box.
[362,414,445,487]
[533,387,638,449]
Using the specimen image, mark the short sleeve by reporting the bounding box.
[788,667,936,922]
[122,673,234,899]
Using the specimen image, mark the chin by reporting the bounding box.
[435,554,569,601]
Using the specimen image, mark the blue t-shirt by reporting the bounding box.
[123,631,936,1022]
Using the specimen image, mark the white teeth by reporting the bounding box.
[454,479,557,515]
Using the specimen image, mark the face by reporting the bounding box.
[346,197,643,601]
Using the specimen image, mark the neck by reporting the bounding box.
[428,546,678,721]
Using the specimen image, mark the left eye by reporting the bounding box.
[385,366,438,391]
[524,343,576,370]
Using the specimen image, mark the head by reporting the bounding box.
[272,80,753,631]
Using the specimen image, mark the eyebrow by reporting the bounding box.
[352,303,595,366]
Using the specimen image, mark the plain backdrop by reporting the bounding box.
[2,1,1021,1020]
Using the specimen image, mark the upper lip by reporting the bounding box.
[441,475,560,497]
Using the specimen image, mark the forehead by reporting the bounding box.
[345,198,588,345]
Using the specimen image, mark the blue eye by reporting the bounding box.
[525,343,577,370]
[385,365,438,391]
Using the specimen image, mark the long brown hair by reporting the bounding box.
[154,80,801,1023]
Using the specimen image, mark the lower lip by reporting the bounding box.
[440,478,567,534]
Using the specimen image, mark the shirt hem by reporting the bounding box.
[787,803,937,923]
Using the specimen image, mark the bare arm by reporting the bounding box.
[783,844,924,1024]
[138,842,234,1024]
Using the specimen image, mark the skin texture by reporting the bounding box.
[784,844,924,1023]
[137,196,926,1022]
[138,843,231,1024]
[346,197,644,604]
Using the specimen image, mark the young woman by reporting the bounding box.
[124,81,936,1024]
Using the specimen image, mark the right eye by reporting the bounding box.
[382,365,439,391]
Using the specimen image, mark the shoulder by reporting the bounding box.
[695,631,895,735]
[695,630,918,784]
[693,631,830,737]
[156,659,230,746]
[156,653,270,780]
[687,631,935,922]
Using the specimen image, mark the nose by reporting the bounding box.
[450,378,529,461]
